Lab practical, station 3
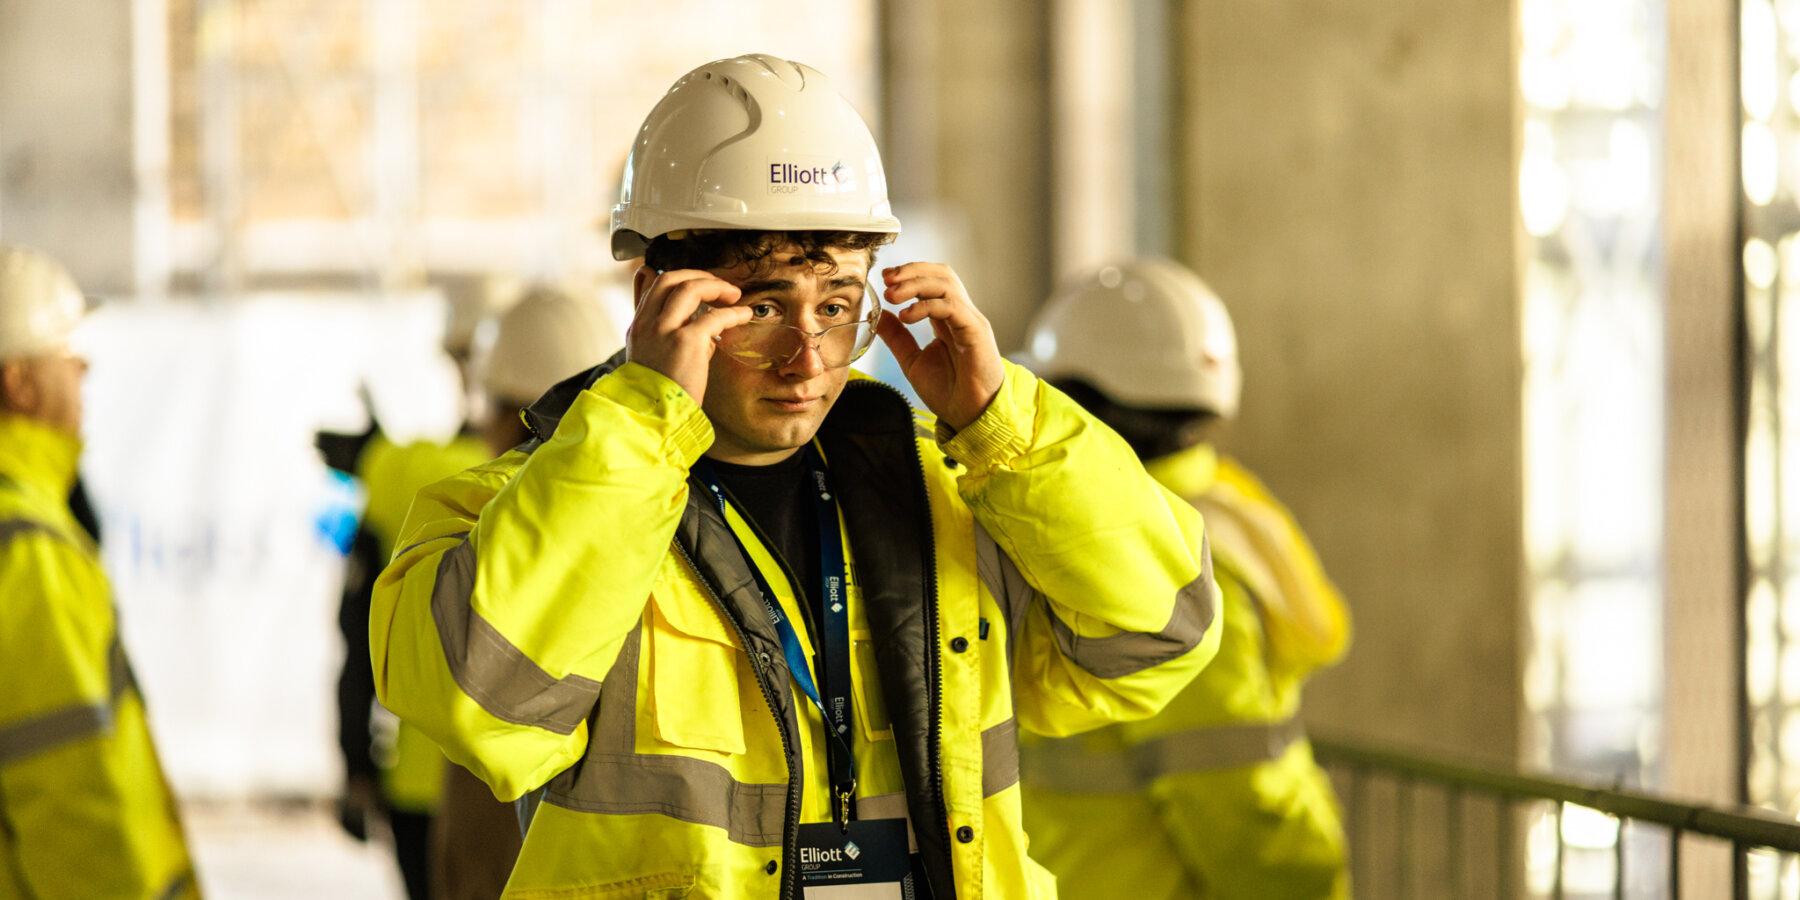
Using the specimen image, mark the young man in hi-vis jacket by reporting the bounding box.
[370,54,1220,899]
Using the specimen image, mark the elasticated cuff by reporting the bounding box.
[939,361,1038,473]
[588,361,715,467]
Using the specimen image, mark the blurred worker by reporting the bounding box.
[1016,258,1353,899]
[0,245,201,898]
[369,54,1217,898]
[334,275,518,900]
[430,282,619,900]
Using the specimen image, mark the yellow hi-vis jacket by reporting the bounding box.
[370,358,1220,899]
[1021,444,1352,900]
[0,413,200,900]
[357,433,493,813]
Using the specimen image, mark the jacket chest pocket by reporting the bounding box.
[646,590,746,756]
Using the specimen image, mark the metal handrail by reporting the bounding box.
[1311,731,1800,852]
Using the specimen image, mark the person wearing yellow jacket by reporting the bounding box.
[329,275,524,900]
[0,245,200,899]
[427,283,621,900]
[370,55,1219,899]
[336,429,494,898]
[1016,259,1353,899]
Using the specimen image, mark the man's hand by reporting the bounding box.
[876,263,1006,432]
[626,267,755,406]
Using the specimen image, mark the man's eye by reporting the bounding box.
[820,303,848,319]
[748,303,780,319]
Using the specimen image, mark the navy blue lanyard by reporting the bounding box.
[694,444,858,829]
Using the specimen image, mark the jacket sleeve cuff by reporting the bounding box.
[589,361,715,467]
[939,361,1037,472]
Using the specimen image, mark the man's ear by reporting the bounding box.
[0,359,36,415]
[631,264,656,310]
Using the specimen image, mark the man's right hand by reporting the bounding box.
[626,267,754,407]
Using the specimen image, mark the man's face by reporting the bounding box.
[2,346,87,437]
[701,246,871,465]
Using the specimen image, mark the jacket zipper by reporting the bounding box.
[671,536,803,900]
[911,424,952,896]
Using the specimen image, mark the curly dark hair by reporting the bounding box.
[642,230,894,277]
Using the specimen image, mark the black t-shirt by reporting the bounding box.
[708,451,824,635]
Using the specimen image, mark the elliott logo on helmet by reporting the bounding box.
[768,158,852,194]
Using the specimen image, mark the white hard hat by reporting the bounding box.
[438,273,523,356]
[0,245,86,362]
[1017,258,1242,417]
[481,284,621,404]
[610,54,901,260]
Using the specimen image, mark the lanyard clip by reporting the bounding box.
[836,780,856,833]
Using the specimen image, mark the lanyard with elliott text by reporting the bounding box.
[693,442,858,830]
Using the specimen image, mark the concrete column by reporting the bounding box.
[879,0,1052,350]
[1663,0,1742,890]
[1179,0,1524,758]
[1176,4,1522,891]
[0,0,137,293]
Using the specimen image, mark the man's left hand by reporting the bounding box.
[876,262,1005,433]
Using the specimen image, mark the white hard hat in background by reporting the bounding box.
[437,273,524,357]
[1017,258,1242,418]
[481,284,621,405]
[0,245,86,362]
[610,53,902,260]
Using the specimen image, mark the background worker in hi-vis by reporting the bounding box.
[0,245,200,899]
[369,54,1219,898]
[1016,258,1353,899]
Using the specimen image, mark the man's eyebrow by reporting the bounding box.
[736,278,796,296]
[737,275,867,295]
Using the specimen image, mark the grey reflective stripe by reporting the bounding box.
[1023,716,1307,793]
[428,535,601,735]
[543,626,789,846]
[1046,532,1217,679]
[0,701,112,765]
[1135,716,1306,776]
[154,871,193,900]
[108,635,136,699]
[981,718,1020,797]
[0,524,139,764]
[855,792,920,853]
[973,524,1032,669]
[1022,737,1142,793]
[0,517,56,548]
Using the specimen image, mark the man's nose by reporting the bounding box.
[780,338,826,377]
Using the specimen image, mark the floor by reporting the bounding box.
[184,798,407,900]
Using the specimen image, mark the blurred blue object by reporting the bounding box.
[314,468,365,556]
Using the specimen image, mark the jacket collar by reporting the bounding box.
[0,412,81,501]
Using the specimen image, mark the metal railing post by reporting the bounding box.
[1398,776,1413,900]
[1614,815,1625,900]
[1669,827,1682,900]
[1448,787,1464,899]
[1552,801,1565,900]
[1499,797,1514,900]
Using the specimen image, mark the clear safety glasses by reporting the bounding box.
[713,281,883,370]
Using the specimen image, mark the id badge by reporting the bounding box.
[796,818,923,899]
